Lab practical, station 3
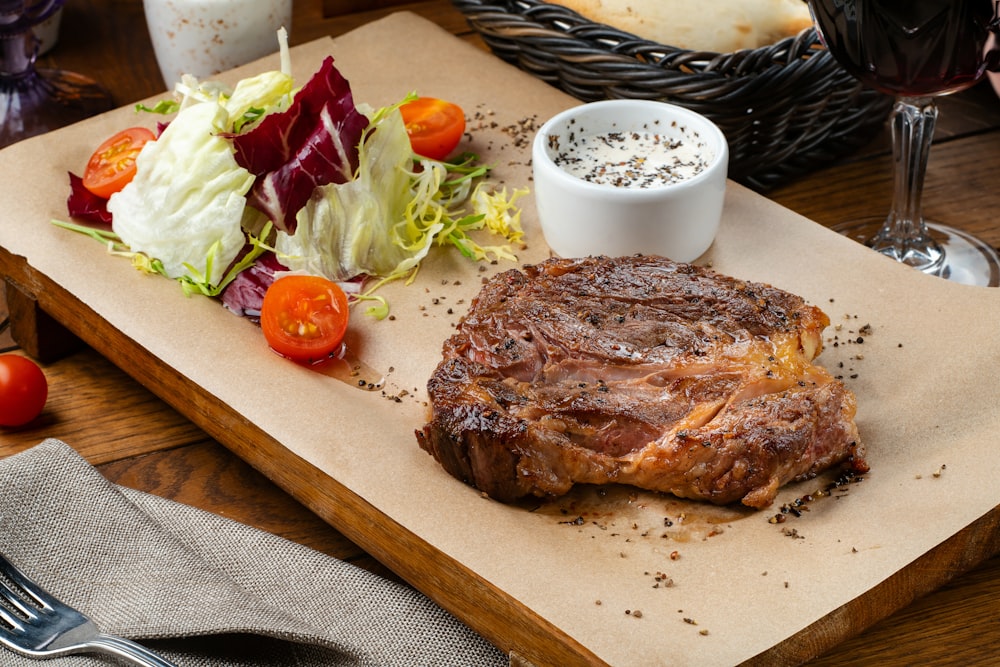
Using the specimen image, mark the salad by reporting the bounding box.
[62,34,527,363]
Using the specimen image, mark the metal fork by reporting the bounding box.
[0,553,177,666]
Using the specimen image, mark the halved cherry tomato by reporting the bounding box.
[399,97,466,161]
[260,275,350,364]
[0,354,48,427]
[82,126,156,199]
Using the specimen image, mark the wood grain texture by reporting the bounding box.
[3,1,1000,664]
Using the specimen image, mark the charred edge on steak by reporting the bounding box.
[416,255,867,509]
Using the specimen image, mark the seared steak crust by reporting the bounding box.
[416,256,866,508]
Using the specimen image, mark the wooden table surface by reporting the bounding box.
[3,1,999,664]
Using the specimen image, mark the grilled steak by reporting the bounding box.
[416,255,866,508]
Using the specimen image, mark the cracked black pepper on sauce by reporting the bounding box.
[550,119,711,188]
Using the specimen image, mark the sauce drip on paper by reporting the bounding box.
[309,343,385,391]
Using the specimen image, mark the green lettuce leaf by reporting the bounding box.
[108,101,255,287]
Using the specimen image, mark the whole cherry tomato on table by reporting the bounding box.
[260,276,350,365]
[0,354,48,427]
[399,97,466,161]
[82,127,156,199]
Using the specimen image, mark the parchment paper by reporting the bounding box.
[2,12,999,666]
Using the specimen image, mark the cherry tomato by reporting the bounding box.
[82,127,156,199]
[399,97,466,160]
[0,354,48,427]
[260,275,350,364]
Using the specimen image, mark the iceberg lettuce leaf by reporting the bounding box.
[108,101,255,287]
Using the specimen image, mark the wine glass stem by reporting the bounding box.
[869,96,944,273]
[1,30,33,76]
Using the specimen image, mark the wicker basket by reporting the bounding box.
[452,0,892,191]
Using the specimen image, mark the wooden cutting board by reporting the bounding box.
[2,13,1000,666]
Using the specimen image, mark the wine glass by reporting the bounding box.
[807,0,1000,286]
[0,0,113,149]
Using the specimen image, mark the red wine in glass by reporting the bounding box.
[808,0,1000,286]
[1,0,114,149]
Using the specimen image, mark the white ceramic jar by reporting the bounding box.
[532,99,729,263]
[143,0,292,89]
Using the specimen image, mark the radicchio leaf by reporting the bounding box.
[66,172,112,225]
[230,56,369,235]
[219,251,288,320]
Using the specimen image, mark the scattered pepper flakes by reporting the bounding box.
[552,124,710,188]
[769,469,865,526]
[650,571,674,588]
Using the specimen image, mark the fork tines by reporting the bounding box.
[0,553,55,624]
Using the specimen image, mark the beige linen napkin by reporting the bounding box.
[0,439,506,666]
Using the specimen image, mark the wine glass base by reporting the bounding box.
[832,217,1000,287]
[1,68,114,149]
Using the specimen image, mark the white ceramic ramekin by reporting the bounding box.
[532,99,728,263]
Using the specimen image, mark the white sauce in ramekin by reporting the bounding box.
[548,119,712,188]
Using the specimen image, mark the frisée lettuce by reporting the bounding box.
[275,102,439,282]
